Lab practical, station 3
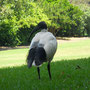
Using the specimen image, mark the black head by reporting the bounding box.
[37,21,47,29]
[28,21,47,42]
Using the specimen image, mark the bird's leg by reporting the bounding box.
[47,62,52,80]
[37,67,40,79]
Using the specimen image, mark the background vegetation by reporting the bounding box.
[69,0,90,37]
[0,0,90,46]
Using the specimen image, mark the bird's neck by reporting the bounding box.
[41,29,48,32]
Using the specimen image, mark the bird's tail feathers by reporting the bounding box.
[26,48,36,68]
[26,47,47,67]
[34,47,47,66]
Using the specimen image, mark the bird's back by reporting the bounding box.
[30,31,57,61]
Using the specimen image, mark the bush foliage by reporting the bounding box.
[78,4,90,36]
[0,0,88,46]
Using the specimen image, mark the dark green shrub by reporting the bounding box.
[79,4,90,36]
[0,1,50,46]
[0,0,88,47]
[16,2,50,44]
[38,0,85,36]
[0,4,20,46]
[0,19,20,46]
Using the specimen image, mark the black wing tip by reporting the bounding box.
[35,47,47,63]
[26,48,36,68]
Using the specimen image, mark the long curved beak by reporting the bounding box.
[28,26,39,42]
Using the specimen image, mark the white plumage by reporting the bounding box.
[30,29,57,63]
[27,21,57,79]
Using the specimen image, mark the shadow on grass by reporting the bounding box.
[0,57,90,89]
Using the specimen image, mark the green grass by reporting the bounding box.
[0,48,28,67]
[55,39,90,61]
[0,39,90,89]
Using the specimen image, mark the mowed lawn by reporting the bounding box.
[0,38,90,89]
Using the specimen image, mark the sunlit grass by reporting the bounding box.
[0,49,28,67]
[54,39,90,61]
[0,39,90,67]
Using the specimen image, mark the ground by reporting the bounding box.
[0,37,89,51]
[57,37,90,43]
[0,37,90,89]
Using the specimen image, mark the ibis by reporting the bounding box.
[27,21,57,79]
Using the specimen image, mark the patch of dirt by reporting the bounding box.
[0,37,90,51]
[0,46,29,51]
[57,37,90,44]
